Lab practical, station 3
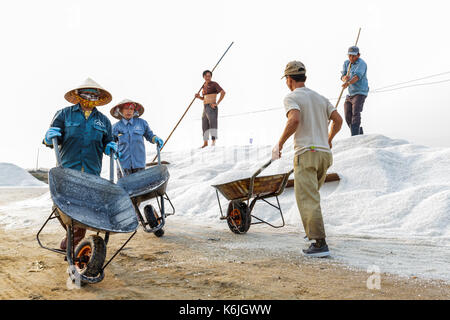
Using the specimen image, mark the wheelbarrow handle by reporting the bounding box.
[113,142,162,181]
[112,150,125,179]
[251,160,272,180]
[52,137,62,166]
[52,137,122,183]
[248,159,272,199]
[156,143,161,166]
[109,151,115,182]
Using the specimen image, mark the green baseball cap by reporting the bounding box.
[281,61,306,79]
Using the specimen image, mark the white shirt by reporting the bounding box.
[284,87,336,156]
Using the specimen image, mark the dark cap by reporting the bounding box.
[348,46,360,56]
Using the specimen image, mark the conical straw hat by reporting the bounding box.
[110,99,145,120]
[64,78,112,106]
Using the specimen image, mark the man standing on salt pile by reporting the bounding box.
[341,46,369,136]
[110,99,164,178]
[274,61,343,257]
[194,70,226,148]
[42,78,118,250]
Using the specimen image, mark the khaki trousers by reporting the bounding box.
[293,151,333,240]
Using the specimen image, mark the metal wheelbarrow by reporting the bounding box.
[212,160,293,234]
[115,144,175,238]
[36,139,139,285]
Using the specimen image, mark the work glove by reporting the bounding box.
[44,127,62,145]
[104,141,118,156]
[154,136,164,150]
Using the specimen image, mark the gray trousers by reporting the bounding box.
[344,94,367,127]
[202,104,218,140]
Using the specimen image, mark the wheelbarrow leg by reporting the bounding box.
[160,195,165,222]
[36,208,66,255]
[156,194,172,219]
[66,223,78,282]
[66,222,105,285]
[216,189,227,220]
[250,196,286,228]
[132,201,148,227]
[102,230,137,271]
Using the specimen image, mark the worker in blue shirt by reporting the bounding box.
[110,99,164,178]
[341,46,369,136]
[43,78,118,250]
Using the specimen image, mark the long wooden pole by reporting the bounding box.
[334,28,361,109]
[152,42,234,162]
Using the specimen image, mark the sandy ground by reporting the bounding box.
[0,188,449,300]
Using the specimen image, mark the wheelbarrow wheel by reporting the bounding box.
[144,205,165,237]
[226,201,251,234]
[74,235,106,278]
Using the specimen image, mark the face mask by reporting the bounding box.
[80,100,100,108]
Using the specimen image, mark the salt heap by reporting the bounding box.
[1,134,449,243]
[0,163,46,187]
[163,134,450,242]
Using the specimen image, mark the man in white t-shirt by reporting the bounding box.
[274,61,343,257]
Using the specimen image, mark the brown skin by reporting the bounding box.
[120,105,135,120]
[195,72,226,148]
[341,54,360,89]
[275,76,343,158]
[195,72,226,108]
[328,110,343,148]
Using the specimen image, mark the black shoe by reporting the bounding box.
[302,243,330,258]
[359,126,364,135]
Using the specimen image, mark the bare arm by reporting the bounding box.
[216,90,226,106]
[328,110,343,148]
[342,75,360,88]
[275,109,300,158]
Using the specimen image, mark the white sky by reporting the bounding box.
[1,0,450,169]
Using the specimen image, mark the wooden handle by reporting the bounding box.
[286,173,340,188]
[151,42,234,162]
[335,28,362,109]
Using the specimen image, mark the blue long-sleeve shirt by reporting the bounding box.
[112,117,156,170]
[43,104,113,176]
[342,58,369,96]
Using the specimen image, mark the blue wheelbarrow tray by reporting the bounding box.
[117,165,170,204]
[49,166,138,234]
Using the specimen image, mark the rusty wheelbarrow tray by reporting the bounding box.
[212,160,293,234]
